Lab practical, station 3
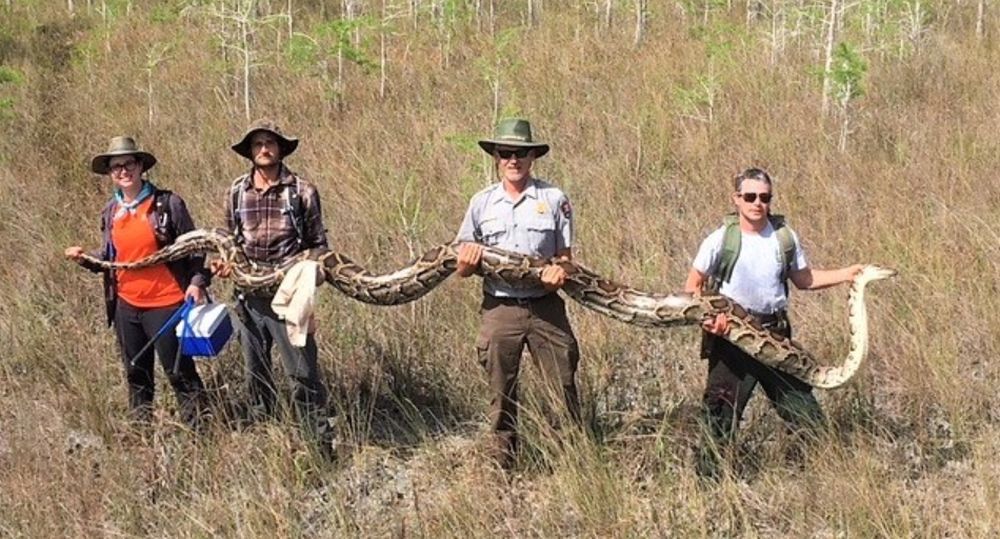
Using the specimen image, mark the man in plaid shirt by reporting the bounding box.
[213,119,334,460]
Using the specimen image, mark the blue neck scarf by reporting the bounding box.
[113,181,156,220]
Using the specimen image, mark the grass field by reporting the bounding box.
[1,1,998,536]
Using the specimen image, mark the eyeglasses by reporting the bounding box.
[109,160,139,174]
[740,192,772,204]
[496,148,531,159]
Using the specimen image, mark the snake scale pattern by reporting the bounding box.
[76,228,895,389]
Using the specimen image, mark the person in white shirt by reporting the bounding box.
[684,168,863,479]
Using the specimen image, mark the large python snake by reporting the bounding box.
[76,228,895,389]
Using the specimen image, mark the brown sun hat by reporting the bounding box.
[231,119,299,160]
[477,118,550,158]
[91,136,157,175]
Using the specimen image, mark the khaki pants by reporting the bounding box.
[475,293,581,469]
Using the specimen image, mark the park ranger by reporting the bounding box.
[455,118,580,470]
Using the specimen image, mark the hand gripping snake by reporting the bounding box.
[75,228,896,389]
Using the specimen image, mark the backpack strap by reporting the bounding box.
[714,213,742,289]
[230,176,247,244]
[770,214,796,287]
[283,175,305,247]
[100,199,116,262]
[152,189,174,246]
[710,213,796,291]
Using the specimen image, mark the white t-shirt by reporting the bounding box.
[692,221,808,314]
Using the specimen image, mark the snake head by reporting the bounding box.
[862,265,898,281]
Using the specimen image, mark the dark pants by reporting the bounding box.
[475,293,581,469]
[114,299,205,425]
[235,294,332,451]
[698,313,825,477]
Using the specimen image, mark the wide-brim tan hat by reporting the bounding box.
[231,119,299,160]
[477,118,550,158]
[91,136,157,175]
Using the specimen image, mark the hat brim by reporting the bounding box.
[231,129,299,160]
[91,151,157,175]
[478,140,550,158]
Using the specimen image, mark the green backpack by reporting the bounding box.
[705,213,796,293]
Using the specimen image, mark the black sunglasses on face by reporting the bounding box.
[109,160,140,174]
[740,192,772,204]
[496,148,531,159]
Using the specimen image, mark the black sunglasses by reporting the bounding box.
[496,148,531,159]
[740,192,772,204]
[109,160,140,174]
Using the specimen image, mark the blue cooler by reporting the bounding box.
[176,303,233,357]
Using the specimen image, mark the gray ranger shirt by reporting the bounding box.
[456,178,573,298]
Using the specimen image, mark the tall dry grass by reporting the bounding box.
[0,1,998,536]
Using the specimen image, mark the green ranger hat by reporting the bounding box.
[231,118,299,161]
[91,136,157,175]
[477,118,550,158]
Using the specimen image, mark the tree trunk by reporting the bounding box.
[489,0,495,36]
[492,66,500,124]
[101,0,110,52]
[633,122,642,180]
[976,0,985,40]
[337,45,344,112]
[821,0,839,116]
[147,65,156,127]
[380,0,387,99]
[634,0,647,47]
[769,3,785,65]
[242,20,251,121]
[908,0,922,47]
[838,82,852,152]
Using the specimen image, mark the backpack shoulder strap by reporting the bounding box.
[99,199,116,232]
[769,214,796,278]
[230,176,247,240]
[153,189,174,243]
[716,213,742,285]
[768,214,797,294]
[284,175,306,245]
[99,198,118,261]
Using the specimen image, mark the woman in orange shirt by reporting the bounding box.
[66,137,210,427]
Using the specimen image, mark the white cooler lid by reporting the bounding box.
[176,303,230,337]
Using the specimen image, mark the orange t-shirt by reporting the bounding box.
[112,197,186,308]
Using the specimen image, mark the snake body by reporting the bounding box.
[77,228,895,389]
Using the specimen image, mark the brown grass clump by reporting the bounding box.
[1,1,998,536]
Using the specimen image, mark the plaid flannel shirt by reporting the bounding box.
[224,165,328,264]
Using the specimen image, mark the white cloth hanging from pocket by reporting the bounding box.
[271,260,322,347]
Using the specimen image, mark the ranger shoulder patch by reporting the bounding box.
[560,199,572,219]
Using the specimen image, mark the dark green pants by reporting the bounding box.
[698,314,825,477]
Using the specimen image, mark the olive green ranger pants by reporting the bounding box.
[475,293,581,469]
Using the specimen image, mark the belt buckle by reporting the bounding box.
[761,311,787,328]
